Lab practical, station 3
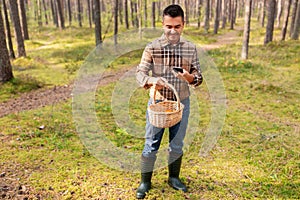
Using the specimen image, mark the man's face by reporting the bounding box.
[163,15,184,44]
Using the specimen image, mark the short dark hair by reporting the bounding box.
[163,5,184,21]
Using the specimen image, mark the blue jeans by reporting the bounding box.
[142,98,190,158]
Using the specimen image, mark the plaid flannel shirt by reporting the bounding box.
[136,34,202,101]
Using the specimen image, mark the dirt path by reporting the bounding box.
[0,28,242,118]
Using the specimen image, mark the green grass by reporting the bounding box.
[1,19,300,199]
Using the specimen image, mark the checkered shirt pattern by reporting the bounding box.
[136,34,202,101]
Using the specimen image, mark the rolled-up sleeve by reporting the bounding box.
[136,44,153,89]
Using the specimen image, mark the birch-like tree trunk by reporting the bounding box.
[214,0,221,34]
[264,0,276,44]
[290,0,299,37]
[114,0,118,45]
[94,0,102,46]
[281,0,292,40]
[197,0,202,28]
[125,0,129,29]
[276,0,283,28]
[291,0,300,39]
[204,0,210,32]
[241,0,252,60]
[260,0,266,27]
[152,1,156,28]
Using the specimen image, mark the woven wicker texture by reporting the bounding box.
[147,83,184,128]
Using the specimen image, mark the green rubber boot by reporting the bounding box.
[168,154,188,192]
[136,156,156,199]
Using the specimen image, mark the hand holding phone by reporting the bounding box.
[173,67,184,73]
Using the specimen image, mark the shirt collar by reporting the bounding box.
[159,34,184,48]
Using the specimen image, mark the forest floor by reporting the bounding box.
[0,27,242,118]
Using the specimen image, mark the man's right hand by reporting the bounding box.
[147,77,168,90]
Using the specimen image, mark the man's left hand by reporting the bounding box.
[173,69,194,84]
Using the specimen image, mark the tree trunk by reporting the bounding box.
[130,0,134,27]
[94,0,102,46]
[241,0,252,60]
[290,0,299,37]
[281,0,292,40]
[204,0,210,32]
[276,0,283,28]
[2,0,15,59]
[37,0,42,26]
[185,0,189,26]
[264,0,276,45]
[19,0,29,39]
[56,0,65,29]
[125,0,129,29]
[42,0,49,25]
[87,0,92,28]
[260,0,266,27]
[214,0,220,34]
[114,0,118,45]
[9,0,26,57]
[77,0,82,27]
[50,0,58,26]
[0,5,13,83]
[197,0,202,28]
[230,0,236,29]
[67,0,72,26]
[221,0,227,28]
[144,0,147,27]
[291,0,300,39]
[152,1,156,28]
[119,0,123,25]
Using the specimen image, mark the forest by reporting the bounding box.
[0,0,300,199]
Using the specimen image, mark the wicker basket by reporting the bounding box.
[147,83,184,128]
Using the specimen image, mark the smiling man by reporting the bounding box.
[135,4,203,199]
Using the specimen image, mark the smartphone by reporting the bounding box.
[173,67,184,73]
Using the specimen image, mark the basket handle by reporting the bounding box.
[153,82,181,110]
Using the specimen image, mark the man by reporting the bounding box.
[136,4,203,199]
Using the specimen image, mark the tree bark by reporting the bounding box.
[241,0,252,60]
[87,0,92,28]
[221,0,227,28]
[119,0,123,25]
[144,0,147,27]
[125,0,129,29]
[230,0,236,29]
[67,0,71,26]
[290,0,299,37]
[264,0,276,45]
[214,0,220,34]
[42,0,49,25]
[185,0,189,26]
[94,0,102,46]
[77,0,82,27]
[19,0,29,39]
[114,0,118,45]
[260,0,266,27]
[281,0,292,40]
[276,0,283,28]
[291,0,300,39]
[152,1,156,28]
[2,0,15,59]
[56,0,65,29]
[9,0,26,57]
[50,0,58,26]
[204,0,210,32]
[0,2,13,82]
[197,0,202,28]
